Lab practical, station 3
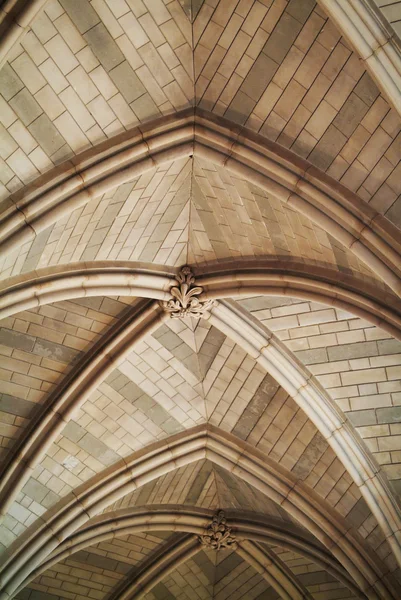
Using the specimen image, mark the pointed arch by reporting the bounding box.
[1,268,401,575]
[0,430,397,599]
[29,507,357,595]
[2,110,401,294]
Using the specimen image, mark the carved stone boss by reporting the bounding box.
[199,510,237,550]
[161,266,216,319]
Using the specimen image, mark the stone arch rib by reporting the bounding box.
[30,507,359,597]
[0,432,397,600]
[0,298,168,519]
[1,109,401,294]
[209,299,401,569]
[1,261,401,335]
[1,264,401,576]
[107,534,202,600]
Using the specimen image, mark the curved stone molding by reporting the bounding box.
[237,540,315,600]
[27,507,359,598]
[1,261,401,339]
[318,0,401,116]
[0,0,48,70]
[0,262,400,570]
[0,266,176,320]
[1,110,401,294]
[0,299,168,520]
[0,427,398,600]
[209,300,401,569]
[108,534,201,600]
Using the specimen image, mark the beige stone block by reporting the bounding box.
[45,34,79,75]
[357,424,389,438]
[6,149,39,184]
[87,96,116,128]
[11,53,46,95]
[39,58,69,93]
[35,85,65,120]
[108,94,137,128]
[387,366,401,380]
[119,12,149,48]
[21,31,49,66]
[67,66,99,103]
[0,124,18,160]
[54,112,90,152]
[76,46,100,72]
[378,436,401,452]
[91,0,124,38]
[31,11,57,44]
[59,87,96,131]
[304,100,336,139]
[242,2,268,36]
[341,368,387,386]
[8,121,37,154]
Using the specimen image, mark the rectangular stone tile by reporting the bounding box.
[333,92,369,138]
[347,410,377,427]
[263,12,303,64]
[377,407,401,424]
[308,124,347,170]
[0,63,24,103]
[84,23,125,71]
[225,91,256,125]
[30,10,57,45]
[354,72,380,107]
[108,60,148,106]
[11,53,46,94]
[54,14,86,54]
[328,341,378,361]
[9,89,43,126]
[378,339,401,355]
[286,0,316,24]
[45,34,79,75]
[0,329,36,352]
[119,12,149,48]
[54,111,90,152]
[0,394,36,417]
[240,53,278,103]
[130,92,159,121]
[21,477,49,503]
[63,420,86,443]
[33,338,79,364]
[0,124,18,160]
[28,113,66,155]
[39,57,69,94]
[60,0,100,34]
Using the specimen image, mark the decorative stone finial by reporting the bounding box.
[199,510,237,550]
[161,266,216,319]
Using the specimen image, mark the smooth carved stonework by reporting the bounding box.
[161,266,216,319]
[199,510,238,550]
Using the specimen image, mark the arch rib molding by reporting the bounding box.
[0,428,398,600]
[0,264,401,575]
[1,261,401,337]
[209,300,401,568]
[31,507,359,597]
[1,109,401,295]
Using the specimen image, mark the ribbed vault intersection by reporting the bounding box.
[1,0,401,599]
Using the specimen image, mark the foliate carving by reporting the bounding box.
[161,266,216,319]
[199,510,237,550]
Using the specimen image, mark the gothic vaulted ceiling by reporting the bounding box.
[0,0,401,599]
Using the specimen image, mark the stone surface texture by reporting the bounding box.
[1,1,401,600]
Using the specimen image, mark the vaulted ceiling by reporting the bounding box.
[0,1,401,599]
